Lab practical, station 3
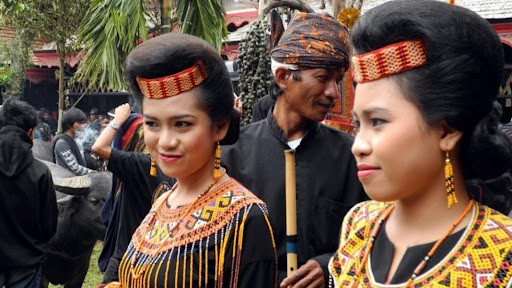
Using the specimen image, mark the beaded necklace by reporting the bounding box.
[349,199,474,288]
[129,169,227,279]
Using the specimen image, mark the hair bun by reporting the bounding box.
[463,101,512,180]
[220,108,240,146]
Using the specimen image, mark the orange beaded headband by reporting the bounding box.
[352,39,427,83]
[135,60,208,99]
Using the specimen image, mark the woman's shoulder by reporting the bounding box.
[347,200,390,221]
[219,177,266,205]
[479,203,512,235]
[339,200,390,239]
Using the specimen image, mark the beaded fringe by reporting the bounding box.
[116,204,276,288]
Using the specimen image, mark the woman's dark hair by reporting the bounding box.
[61,107,87,132]
[125,33,239,145]
[1,98,38,132]
[352,0,512,211]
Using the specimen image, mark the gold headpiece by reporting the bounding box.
[136,60,208,99]
[352,39,427,83]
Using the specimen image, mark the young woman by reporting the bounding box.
[102,33,277,287]
[329,1,512,287]
[53,107,94,175]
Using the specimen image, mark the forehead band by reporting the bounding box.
[352,39,427,83]
[136,60,208,99]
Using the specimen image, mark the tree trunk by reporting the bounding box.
[333,0,346,19]
[161,0,170,34]
[57,43,66,135]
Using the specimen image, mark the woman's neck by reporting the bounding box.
[170,159,227,207]
[386,188,471,247]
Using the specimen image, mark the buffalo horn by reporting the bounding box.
[56,194,75,204]
[53,176,90,196]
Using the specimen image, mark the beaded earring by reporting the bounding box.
[150,159,157,177]
[214,142,221,179]
[445,151,457,208]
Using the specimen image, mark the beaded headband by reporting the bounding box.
[136,60,208,99]
[352,39,427,83]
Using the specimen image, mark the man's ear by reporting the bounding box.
[27,128,35,140]
[214,118,230,142]
[439,121,463,151]
[274,68,290,91]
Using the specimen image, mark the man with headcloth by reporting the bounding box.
[222,12,366,287]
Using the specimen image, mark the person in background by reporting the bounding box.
[101,33,277,287]
[34,111,53,142]
[222,12,367,288]
[92,103,175,283]
[53,107,94,175]
[98,112,110,132]
[0,98,58,288]
[329,1,512,286]
[40,107,57,135]
[89,107,101,132]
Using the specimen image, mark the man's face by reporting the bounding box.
[282,68,343,122]
[89,113,97,120]
[42,113,50,120]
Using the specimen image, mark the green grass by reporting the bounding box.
[49,241,104,288]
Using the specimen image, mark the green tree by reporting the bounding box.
[0,0,90,133]
[31,0,91,133]
[73,0,228,92]
[0,1,35,99]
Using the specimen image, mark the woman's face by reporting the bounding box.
[351,78,445,203]
[142,89,226,180]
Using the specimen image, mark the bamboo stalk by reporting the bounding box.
[284,149,298,277]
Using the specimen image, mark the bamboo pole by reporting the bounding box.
[284,149,298,277]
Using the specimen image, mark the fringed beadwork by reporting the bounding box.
[115,179,276,287]
[214,142,222,179]
[150,159,157,177]
[445,151,457,208]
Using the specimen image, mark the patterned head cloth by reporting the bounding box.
[271,12,350,72]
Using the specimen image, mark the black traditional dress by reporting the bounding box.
[107,178,277,288]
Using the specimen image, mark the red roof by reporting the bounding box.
[493,24,512,47]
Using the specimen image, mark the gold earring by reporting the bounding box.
[150,159,157,177]
[445,151,457,208]
[214,142,221,179]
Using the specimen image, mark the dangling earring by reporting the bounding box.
[445,151,457,208]
[214,142,221,179]
[150,159,157,177]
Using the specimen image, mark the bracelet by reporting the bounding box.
[109,122,120,130]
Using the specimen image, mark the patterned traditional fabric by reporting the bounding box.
[136,60,208,99]
[352,40,427,83]
[106,178,277,287]
[271,12,349,72]
[329,201,512,288]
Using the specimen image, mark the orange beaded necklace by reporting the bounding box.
[129,169,227,279]
[349,199,474,288]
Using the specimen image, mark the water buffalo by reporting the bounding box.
[32,138,103,170]
[37,160,111,288]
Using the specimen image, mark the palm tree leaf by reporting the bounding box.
[175,0,227,52]
[73,0,149,91]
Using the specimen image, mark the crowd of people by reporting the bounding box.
[1,0,512,287]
